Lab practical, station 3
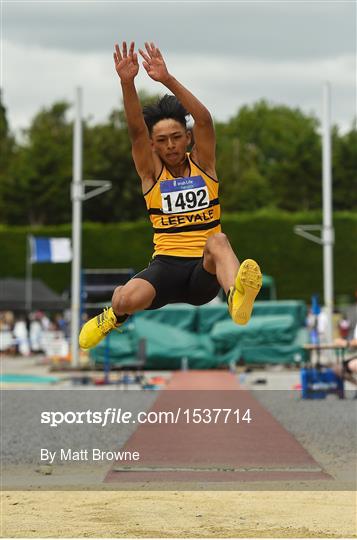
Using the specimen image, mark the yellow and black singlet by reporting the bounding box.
[144,153,221,257]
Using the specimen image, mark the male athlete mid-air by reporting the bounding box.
[79,41,262,349]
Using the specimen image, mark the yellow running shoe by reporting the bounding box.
[79,307,120,350]
[228,259,262,325]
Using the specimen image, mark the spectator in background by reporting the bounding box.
[63,308,71,339]
[55,313,67,333]
[333,323,357,395]
[0,311,15,353]
[307,306,329,345]
[345,289,357,340]
[39,312,51,331]
[29,312,43,353]
[335,323,357,349]
[317,308,328,344]
[306,306,318,344]
[13,316,30,356]
[338,313,351,339]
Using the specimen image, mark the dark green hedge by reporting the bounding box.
[1,210,356,302]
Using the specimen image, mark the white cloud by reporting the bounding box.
[4,40,355,136]
[2,0,355,135]
[3,1,356,60]
[2,40,118,130]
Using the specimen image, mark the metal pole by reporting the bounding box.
[25,235,33,313]
[70,87,83,367]
[322,82,334,343]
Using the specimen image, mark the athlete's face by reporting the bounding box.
[151,119,191,167]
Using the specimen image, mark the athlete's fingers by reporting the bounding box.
[129,41,135,57]
[156,47,163,59]
[142,61,150,72]
[150,42,157,56]
[122,41,127,58]
[144,41,153,57]
[133,52,138,64]
[139,48,151,63]
[114,43,122,62]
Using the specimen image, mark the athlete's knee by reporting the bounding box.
[112,286,124,314]
[112,280,155,314]
[204,232,229,255]
[111,285,137,315]
[112,290,137,315]
[111,286,122,306]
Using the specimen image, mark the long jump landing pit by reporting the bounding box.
[105,370,331,487]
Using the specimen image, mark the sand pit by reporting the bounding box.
[2,490,356,538]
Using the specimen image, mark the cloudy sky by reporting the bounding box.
[1,0,356,136]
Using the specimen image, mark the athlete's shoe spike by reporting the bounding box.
[228,259,262,325]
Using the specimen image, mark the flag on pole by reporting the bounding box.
[30,237,72,263]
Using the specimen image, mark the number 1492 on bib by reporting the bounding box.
[160,176,210,214]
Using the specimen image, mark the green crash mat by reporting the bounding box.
[90,300,308,368]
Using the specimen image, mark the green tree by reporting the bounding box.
[332,121,357,210]
[0,91,16,222]
[215,128,274,211]
[83,110,145,223]
[219,101,321,211]
[2,102,72,225]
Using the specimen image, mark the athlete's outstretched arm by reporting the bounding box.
[113,41,156,192]
[139,42,216,174]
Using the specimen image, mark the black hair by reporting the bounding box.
[143,94,189,134]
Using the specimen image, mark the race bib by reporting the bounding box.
[160,175,209,214]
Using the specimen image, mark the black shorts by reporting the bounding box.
[133,255,221,310]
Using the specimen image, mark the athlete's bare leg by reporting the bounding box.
[203,232,262,325]
[202,233,240,294]
[112,278,156,316]
[79,278,156,350]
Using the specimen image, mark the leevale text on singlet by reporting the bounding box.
[40,448,140,464]
[160,208,214,226]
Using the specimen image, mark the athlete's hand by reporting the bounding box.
[113,41,139,82]
[139,42,170,83]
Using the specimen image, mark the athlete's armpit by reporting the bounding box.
[130,133,156,190]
